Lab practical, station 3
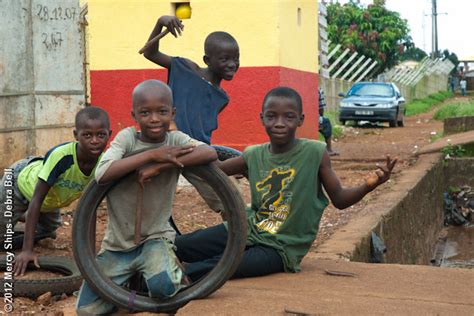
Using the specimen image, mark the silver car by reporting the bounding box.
[338,82,406,127]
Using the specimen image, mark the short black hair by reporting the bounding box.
[262,87,303,113]
[204,31,238,56]
[132,79,173,109]
[75,107,110,130]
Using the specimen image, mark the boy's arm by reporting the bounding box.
[13,180,50,276]
[143,15,184,69]
[216,156,247,176]
[99,144,195,184]
[138,145,218,185]
[319,152,396,209]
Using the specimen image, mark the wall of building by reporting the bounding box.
[87,0,319,150]
[0,0,84,169]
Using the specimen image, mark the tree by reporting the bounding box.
[440,49,459,75]
[401,47,428,62]
[326,0,411,76]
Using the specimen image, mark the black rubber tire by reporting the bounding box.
[0,256,82,298]
[389,119,397,128]
[171,145,245,236]
[72,163,247,313]
[213,145,242,161]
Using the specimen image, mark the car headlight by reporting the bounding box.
[340,102,352,108]
[377,103,395,108]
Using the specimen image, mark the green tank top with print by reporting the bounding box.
[243,139,328,272]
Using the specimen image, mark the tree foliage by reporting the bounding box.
[326,0,411,76]
[401,47,428,62]
[441,49,459,75]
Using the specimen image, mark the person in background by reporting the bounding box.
[318,88,338,156]
[460,78,467,96]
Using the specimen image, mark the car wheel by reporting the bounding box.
[389,119,397,128]
[340,120,346,126]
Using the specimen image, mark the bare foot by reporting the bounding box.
[328,150,339,156]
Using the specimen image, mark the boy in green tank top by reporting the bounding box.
[175,87,397,280]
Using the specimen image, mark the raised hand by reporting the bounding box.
[158,15,184,37]
[365,155,398,190]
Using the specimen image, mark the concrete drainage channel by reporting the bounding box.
[315,155,474,269]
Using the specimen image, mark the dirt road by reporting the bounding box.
[4,97,463,313]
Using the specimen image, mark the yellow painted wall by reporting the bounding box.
[279,0,318,72]
[87,0,317,72]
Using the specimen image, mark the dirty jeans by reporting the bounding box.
[175,224,284,282]
[76,239,183,315]
[0,158,61,247]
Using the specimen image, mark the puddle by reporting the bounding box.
[432,225,474,269]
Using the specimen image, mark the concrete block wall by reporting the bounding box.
[0,0,84,169]
[351,158,474,265]
[444,116,474,135]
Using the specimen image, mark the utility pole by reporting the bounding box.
[432,0,438,58]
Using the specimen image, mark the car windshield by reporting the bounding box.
[347,84,394,97]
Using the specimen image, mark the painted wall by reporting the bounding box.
[88,0,319,150]
[0,0,84,169]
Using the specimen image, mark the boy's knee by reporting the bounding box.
[147,271,180,299]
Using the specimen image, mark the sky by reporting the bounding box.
[335,0,473,59]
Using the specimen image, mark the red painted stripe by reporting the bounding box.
[91,67,319,151]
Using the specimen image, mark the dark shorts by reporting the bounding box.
[319,116,332,139]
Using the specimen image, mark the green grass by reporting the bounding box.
[433,100,474,120]
[405,91,454,116]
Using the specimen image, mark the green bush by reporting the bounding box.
[405,91,454,116]
[433,101,474,120]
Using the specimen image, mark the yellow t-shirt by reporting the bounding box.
[18,142,99,212]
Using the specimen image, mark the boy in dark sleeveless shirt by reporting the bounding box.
[143,15,240,212]
[175,87,397,280]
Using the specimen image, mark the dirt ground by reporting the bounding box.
[2,96,468,314]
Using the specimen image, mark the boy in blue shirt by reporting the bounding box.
[143,15,241,212]
[1,107,112,276]
[143,15,239,144]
